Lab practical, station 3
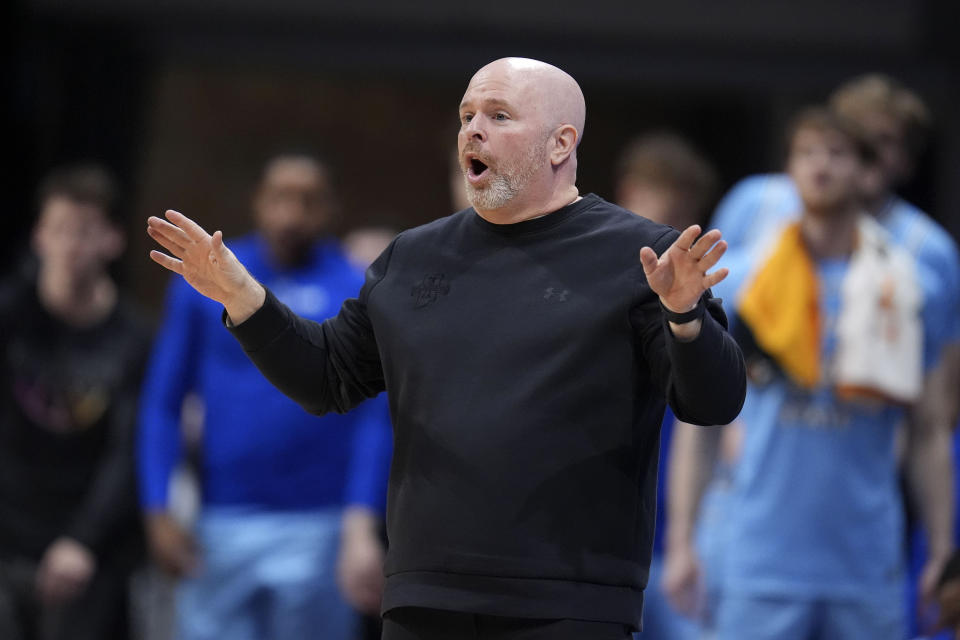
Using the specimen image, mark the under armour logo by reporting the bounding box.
[411,274,450,308]
[543,287,570,303]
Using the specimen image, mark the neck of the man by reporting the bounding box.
[37,267,117,328]
[474,183,581,225]
[800,203,860,260]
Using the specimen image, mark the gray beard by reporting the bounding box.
[464,141,545,211]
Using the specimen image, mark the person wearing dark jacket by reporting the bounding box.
[0,164,149,640]
[146,57,746,639]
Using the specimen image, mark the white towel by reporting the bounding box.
[833,216,923,404]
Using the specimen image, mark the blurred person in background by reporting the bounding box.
[137,153,392,640]
[710,71,960,638]
[673,107,953,640]
[612,131,719,640]
[343,226,398,273]
[0,164,150,640]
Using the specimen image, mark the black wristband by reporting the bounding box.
[660,297,706,324]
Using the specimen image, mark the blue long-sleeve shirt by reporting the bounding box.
[138,234,392,512]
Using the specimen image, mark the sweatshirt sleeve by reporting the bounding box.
[137,278,200,511]
[631,229,747,426]
[225,238,393,416]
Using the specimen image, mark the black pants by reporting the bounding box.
[0,557,131,640]
[382,607,633,640]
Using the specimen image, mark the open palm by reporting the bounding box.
[147,210,257,311]
[640,225,728,313]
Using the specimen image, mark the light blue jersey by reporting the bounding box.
[712,239,949,604]
[711,174,960,350]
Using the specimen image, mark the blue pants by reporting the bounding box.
[715,591,905,640]
[175,508,356,640]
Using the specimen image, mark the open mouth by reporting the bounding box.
[467,157,489,179]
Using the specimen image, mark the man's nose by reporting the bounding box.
[463,117,486,142]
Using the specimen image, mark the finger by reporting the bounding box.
[147,227,187,259]
[703,267,729,289]
[149,250,185,275]
[211,230,231,262]
[690,228,722,260]
[148,216,193,247]
[639,246,660,276]
[165,210,210,242]
[673,225,702,253]
[698,240,728,271]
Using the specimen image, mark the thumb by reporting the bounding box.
[639,246,660,275]
[212,230,227,257]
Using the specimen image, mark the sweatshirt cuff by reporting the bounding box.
[223,288,290,353]
[664,300,724,364]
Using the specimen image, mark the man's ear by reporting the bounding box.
[550,125,579,166]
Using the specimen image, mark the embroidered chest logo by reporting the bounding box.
[543,287,570,303]
[411,274,450,308]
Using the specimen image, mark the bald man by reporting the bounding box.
[146,58,746,639]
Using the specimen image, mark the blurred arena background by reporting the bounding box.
[10,0,960,313]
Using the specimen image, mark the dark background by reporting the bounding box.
[10,0,960,314]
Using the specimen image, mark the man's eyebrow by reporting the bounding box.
[459,98,513,112]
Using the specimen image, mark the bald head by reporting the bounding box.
[468,58,586,145]
[458,58,585,221]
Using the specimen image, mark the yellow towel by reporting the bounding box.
[737,223,821,388]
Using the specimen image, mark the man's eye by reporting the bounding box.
[462,114,473,124]
[494,113,508,121]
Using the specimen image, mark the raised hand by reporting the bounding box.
[147,210,265,323]
[639,224,728,314]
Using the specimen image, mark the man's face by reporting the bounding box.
[254,159,332,265]
[33,197,120,279]
[788,127,863,215]
[457,67,551,211]
[856,109,910,190]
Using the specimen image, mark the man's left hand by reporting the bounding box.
[640,224,728,317]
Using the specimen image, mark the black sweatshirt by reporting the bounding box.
[228,194,745,628]
[0,277,150,562]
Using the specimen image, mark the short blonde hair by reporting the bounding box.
[829,74,931,160]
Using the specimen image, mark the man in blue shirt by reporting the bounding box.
[706,74,960,634]
[677,107,953,639]
[138,154,392,640]
[710,74,959,432]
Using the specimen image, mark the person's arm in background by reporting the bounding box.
[137,277,202,577]
[906,258,960,607]
[661,419,723,616]
[338,393,393,615]
[906,377,956,605]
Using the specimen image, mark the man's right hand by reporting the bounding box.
[147,210,265,324]
[145,512,200,578]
